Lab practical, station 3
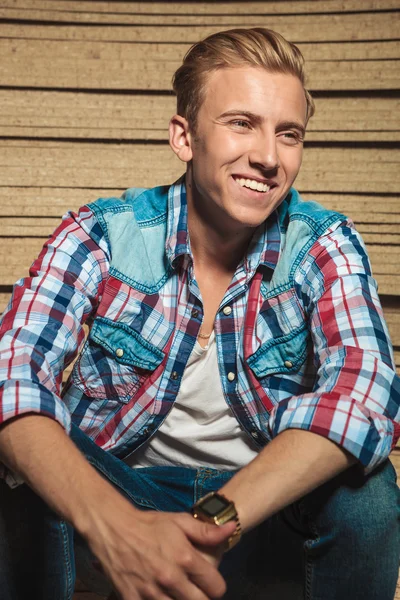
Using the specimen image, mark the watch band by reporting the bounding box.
[191,491,242,551]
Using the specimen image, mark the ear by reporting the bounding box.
[169,115,193,163]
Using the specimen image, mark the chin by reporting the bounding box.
[232,209,273,229]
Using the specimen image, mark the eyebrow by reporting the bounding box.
[219,110,306,138]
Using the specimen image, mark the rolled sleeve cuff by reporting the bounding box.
[268,393,395,475]
[0,379,71,486]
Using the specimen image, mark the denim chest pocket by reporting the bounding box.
[72,316,165,402]
[247,324,310,378]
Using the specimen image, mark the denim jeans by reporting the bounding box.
[0,424,399,600]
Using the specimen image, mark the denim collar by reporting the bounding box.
[165,176,281,274]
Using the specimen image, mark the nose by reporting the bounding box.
[248,130,280,172]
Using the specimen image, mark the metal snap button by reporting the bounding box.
[222,306,232,316]
[115,348,124,358]
[284,360,293,368]
[227,372,236,382]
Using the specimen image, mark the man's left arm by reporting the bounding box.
[220,221,400,534]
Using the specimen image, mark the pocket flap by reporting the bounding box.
[89,316,165,371]
[247,324,309,378]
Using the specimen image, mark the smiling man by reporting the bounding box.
[0,28,399,600]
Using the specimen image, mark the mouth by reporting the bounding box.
[232,175,276,194]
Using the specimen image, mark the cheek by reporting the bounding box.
[282,148,303,178]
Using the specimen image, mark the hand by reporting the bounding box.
[86,498,236,600]
[196,544,225,569]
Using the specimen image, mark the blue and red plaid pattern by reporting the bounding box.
[0,181,399,480]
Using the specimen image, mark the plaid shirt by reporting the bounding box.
[0,180,399,482]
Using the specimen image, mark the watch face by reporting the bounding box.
[201,495,228,517]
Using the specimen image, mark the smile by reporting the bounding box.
[233,176,270,193]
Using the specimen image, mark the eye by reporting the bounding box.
[231,119,251,129]
[279,131,303,145]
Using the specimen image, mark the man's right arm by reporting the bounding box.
[0,207,232,599]
[0,414,232,600]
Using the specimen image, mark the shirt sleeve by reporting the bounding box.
[0,205,110,461]
[267,220,400,474]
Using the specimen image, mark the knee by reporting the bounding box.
[302,460,400,548]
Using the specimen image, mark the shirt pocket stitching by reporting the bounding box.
[247,323,309,378]
[72,316,164,402]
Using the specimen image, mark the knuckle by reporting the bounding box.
[157,566,175,589]
[141,582,159,599]
[178,550,194,570]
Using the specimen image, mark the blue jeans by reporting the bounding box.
[0,424,399,599]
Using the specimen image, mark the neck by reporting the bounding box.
[185,174,255,273]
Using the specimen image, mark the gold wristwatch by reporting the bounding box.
[191,491,241,551]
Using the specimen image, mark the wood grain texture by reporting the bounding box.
[2,0,400,18]
[1,29,398,60]
[0,37,398,91]
[1,90,398,143]
[0,9,398,41]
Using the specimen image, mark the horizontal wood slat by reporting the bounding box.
[0,38,399,91]
[0,143,398,194]
[1,91,398,143]
[2,30,398,61]
[384,306,400,344]
[0,9,398,41]
[2,1,399,18]
[391,447,400,477]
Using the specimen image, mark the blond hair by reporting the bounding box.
[172,28,315,131]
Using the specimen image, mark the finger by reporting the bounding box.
[186,555,228,599]
[178,514,237,547]
[155,564,211,600]
[171,543,228,599]
[160,574,213,600]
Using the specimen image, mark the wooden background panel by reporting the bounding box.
[0,143,399,193]
[0,7,399,41]
[0,187,127,216]
[2,0,400,18]
[3,0,400,16]
[1,91,398,143]
[1,27,398,61]
[0,37,398,91]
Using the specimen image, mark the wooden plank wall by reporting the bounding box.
[0,2,399,597]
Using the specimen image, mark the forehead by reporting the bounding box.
[199,66,307,124]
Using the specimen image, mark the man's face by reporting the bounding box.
[186,66,307,231]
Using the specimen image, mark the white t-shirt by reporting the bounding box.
[128,332,259,470]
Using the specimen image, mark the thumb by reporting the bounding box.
[181,514,237,547]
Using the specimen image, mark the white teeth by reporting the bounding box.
[236,177,270,193]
